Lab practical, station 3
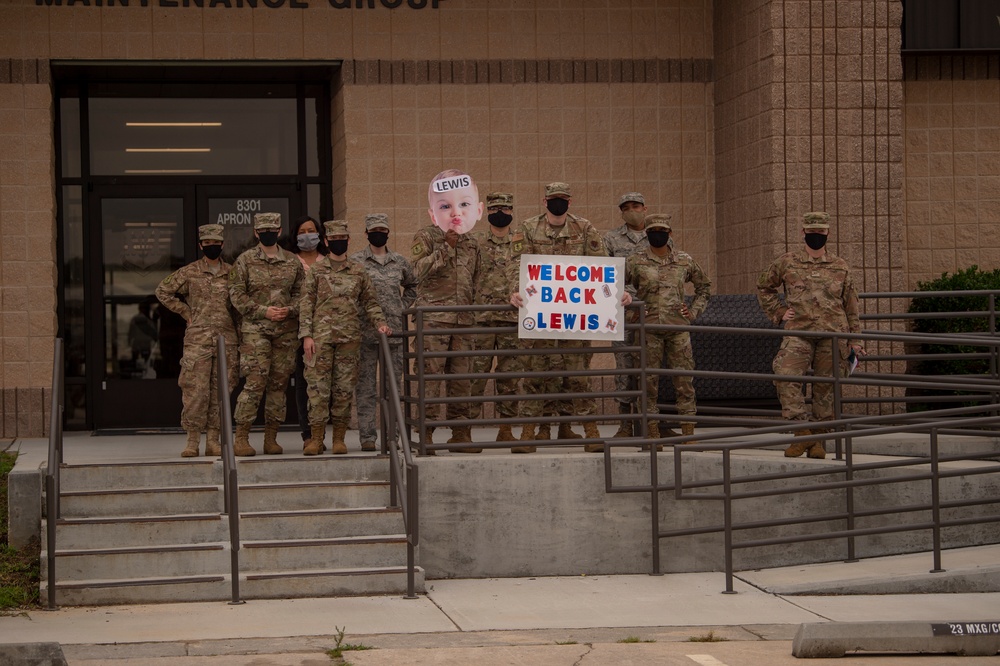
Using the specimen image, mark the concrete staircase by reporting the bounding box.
[41,455,423,605]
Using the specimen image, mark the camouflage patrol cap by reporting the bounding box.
[323,219,349,237]
[486,192,513,208]
[802,211,831,230]
[617,192,645,208]
[644,213,672,232]
[365,213,390,231]
[253,212,281,230]
[198,224,224,242]
[544,182,572,198]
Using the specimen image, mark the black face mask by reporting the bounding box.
[545,198,570,216]
[329,239,349,256]
[257,230,279,247]
[804,232,828,251]
[647,230,670,248]
[488,211,513,228]
[202,244,223,260]
[367,231,389,248]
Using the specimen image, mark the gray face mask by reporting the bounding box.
[297,232,321,251]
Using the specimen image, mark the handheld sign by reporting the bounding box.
[517,254,625,342]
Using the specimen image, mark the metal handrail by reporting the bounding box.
[377,332,419,599]
[216,335,243,605]
[44,338,65,610]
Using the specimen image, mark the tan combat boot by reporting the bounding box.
[558,423,582,440]
[360,440,377,452]
[181,431,200,458]
[681,422,697,445]
[612,403,633,438]
[511,424,537,454]
[535,424,551,441]
[419,428,436,456]
[303,424,325,456]
[495,424,516,442]
[205,429,222,457]
[640,421,663,452]
[583,422,603,453]
[806,429,827,459]
[447,426,482,454]
[330,422,348,455]
[233,424,256,457]
[263,422,283,455]
[784,429,812,457]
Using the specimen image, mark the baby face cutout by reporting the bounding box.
[428,173,483,235]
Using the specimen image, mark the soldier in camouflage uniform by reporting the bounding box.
[350,213,417,452]
[470,192,523,445]
[604,192,651,439]
[413,169,483,454]
[300,220,390,455]
[508,182,609,453]
[155,224,239,458]
[757,212,864,459]
[228,212,304,457]
[625,214,712,447]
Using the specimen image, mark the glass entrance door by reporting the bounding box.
[89,184,300,431]
[91,189,190,429]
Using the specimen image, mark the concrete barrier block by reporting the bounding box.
[0,642,68,666]
[792,621,1000,658]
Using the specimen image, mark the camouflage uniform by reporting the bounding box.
[625,219,711,421]
[471,193,523,420]
[300,250,387,428]
[757,213,861,425]
[229,223,304,426]
[511,206,607,422]
[604,192,650,408]
[411,224,480,427]
[350,217,418,447]
[155,235,238,434]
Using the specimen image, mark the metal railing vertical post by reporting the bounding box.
[637,307,661,575]
[990,294,998,406]
[406,463,419,599]
[832,333,844,460]
[844,422,857,563]
[216,335,243,605]
[929,426,945,574]
[415,310,426,454]
[722,448,736,594]
[45,337,64,610]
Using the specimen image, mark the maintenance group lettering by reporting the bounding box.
[518,254,625,342]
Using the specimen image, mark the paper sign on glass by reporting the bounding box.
[517,254,625,342]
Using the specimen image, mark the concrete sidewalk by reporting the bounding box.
[2,565,999,662]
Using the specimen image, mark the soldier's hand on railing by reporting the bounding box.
[510,292,525,308]
[621,292,633,307]
[378,325,392,335]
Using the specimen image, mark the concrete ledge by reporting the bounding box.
[0,642,68,666]
[792,621,1000,658]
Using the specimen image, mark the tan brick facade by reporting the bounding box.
[0,0,996,433]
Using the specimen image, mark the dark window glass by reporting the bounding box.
[903,0,1000,50]
[89,98,299,176]
[62,185,87,426]
[60,98,81,178]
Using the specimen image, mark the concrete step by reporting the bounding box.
[240,507,403,541]
[46,514,227,550]
[235,455,390,484]
[238,481,389,512]
[58,460,219,492]
[41,565,426,605]
[41,575,231,605]
[59,486,222,518]
[46,543,229,581]
[243,566,425,599]
[240,535,408,571]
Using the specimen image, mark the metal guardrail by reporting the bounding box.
[216,335,243,606]
[44,338,65,610]
[378,332,419,599]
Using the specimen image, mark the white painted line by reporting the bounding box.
[687,655,730,666]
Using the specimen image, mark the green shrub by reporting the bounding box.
[907,265,1000,411]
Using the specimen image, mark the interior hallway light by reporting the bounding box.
[124,169,204,174]
[125,148,211,153]
[126,122,223,127]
